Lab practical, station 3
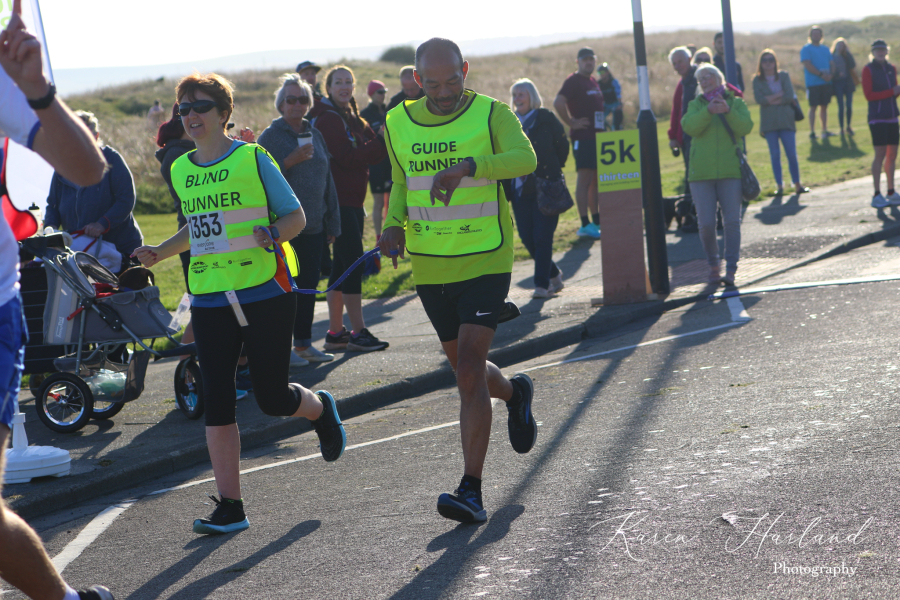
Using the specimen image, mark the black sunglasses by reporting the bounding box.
[374,89,386,95]
[285,95,310,105]
[178,100,217,117]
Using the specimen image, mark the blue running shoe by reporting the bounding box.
[507,373,537,454]
[313,390,346,461]
[437,485,487,523]
[192,495,249,535]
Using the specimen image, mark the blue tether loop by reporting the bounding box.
[258,226,381,294]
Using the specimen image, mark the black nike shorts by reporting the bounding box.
[416,273,512,342]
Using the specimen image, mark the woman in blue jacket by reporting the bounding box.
[44,111,143,271]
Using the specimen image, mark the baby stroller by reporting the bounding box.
[21,236,202,433]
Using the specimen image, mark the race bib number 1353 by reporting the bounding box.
[189,211,229,254]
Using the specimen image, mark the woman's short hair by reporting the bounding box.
[274,73,314,115]
[74,110,99,137]
[694,64,725,92]
[755,48,779,79]
[668,46,691,65]
[692,47,713,65]
[175,72,234,126]
[509,78,542,110]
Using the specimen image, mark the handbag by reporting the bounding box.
[717,114,760,201]
[791,98,805,122]
[535,173,575,216]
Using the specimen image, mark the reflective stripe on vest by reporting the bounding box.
[385,92,501,257]
[171,143,276,295]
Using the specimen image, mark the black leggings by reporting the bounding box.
[192,293,302,426]
[289,231,325,345]
[328,206,365,295]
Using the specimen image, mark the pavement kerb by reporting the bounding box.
[11,220,899,520]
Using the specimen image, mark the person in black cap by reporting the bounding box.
[553,47,604,240]
[861,39,900,208]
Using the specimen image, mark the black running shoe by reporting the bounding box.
[437,485,487,523]
[507,373,537,454]
[346,328,389,352]
[77,586,115,600]
[324,328,350,350]
[312,391,346,461]
[192,495,249,535]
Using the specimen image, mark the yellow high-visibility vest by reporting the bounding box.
[171,143,278,294]
[385,92,502,257]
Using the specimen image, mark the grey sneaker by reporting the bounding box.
[887,192,900,206]
[347,328,389,352]
[872,193,889,209]
[289,351,310,367]
[532,287,554,299]
[548,271,564,294]
[297,346,334,362]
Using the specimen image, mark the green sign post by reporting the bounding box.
[595,129,651,305]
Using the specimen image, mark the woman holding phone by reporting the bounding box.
[133,73,346,535]
[258,73,341,365]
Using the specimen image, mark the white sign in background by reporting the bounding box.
[1,0,55,216]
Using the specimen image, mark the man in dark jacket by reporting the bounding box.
[386,65,424,111]
[714,32,744,91]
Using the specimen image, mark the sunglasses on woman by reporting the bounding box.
[178,100,217,116]
[285,95,310,105]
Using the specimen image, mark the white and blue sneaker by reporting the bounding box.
[888,191,900,206]
[437,484,487,523]
[192,495,250,535]
[312,390,346,462]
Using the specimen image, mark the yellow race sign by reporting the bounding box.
[595,129,642,192]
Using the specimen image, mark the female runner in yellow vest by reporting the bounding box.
[132,73,347,535]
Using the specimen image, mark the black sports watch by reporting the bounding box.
[27,83,56,110]
[464,156,477,177]
[269,226,280,242]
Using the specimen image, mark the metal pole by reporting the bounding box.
[632,0,669,295]
[720,0,738,87]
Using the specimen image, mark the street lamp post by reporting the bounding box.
[631,0,669,295]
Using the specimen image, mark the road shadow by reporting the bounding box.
[875,205,900,228]
[388,505,525,600]
[753,193,806,226]
[126,519,321,600]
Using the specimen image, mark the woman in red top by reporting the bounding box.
[314,65,390,351]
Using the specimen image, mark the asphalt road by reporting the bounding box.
[7,239,900,600]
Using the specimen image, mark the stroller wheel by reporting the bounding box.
[174,358,204,420]
[36,373,94,433]
[92,399,125,420]
[29,373,47,398]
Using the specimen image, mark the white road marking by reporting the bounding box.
[519,322,743,374]
[708,274,900,300]
[52,420,460,573]
[51,502,134,573]
[726,296,751,322]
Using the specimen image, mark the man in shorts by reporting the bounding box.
[1,3,114,598]
[553,47,605,239]
[380,37,538,523]
[801,26,835,139]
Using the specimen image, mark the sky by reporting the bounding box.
[1,0,887,70]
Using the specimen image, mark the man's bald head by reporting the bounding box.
[415,38,464,72]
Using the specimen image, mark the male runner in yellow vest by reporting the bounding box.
[380,38,538,523]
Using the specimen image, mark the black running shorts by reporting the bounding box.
[416,273,512,342]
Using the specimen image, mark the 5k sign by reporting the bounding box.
[595,129,641,193]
